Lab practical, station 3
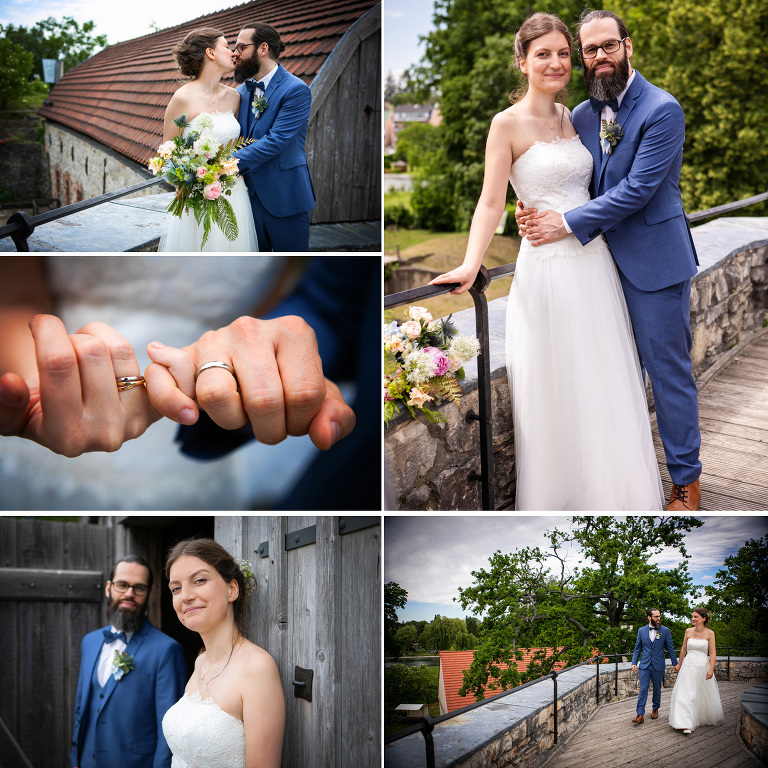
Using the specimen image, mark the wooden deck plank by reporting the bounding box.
[543,682,759,768]
[651,329,768,511]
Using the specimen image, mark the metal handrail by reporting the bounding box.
[0,176,165,251]
[385,646,767,768]
[384,192,768,511]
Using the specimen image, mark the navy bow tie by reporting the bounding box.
[103,629,126,644]
[590,96,620,113]
[246,79,267,93]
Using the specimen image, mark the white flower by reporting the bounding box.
[403,349,435,386]
[447,335,480,364]
[408,306,433,322]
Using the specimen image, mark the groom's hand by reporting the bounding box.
[526,209,567,246]
[144,315,355,450]
[631,664,637,673]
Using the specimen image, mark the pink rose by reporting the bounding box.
[203,181,222,200]
[402,320,422,338]
[196,166,207,179]
[424,347,450,376]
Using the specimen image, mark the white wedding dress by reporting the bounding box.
[159,111,258,252]
[163,692,246,768]
[506,136,664,510]
[0,255,283,510]
[669,637,724,730]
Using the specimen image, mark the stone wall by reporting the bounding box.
[385,219,768,510]
[0,119,50,200]
[44,122,160,206]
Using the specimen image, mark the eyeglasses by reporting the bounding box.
[111,581,149,596]
[234,43,255,53]
[580,38,628,59]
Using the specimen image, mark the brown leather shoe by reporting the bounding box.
[633,715,644,724]
[667,478,701,511]
[651,710,658,719]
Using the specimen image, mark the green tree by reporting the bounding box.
[385,581,408,658]
[393,122,443,170]
[419,614,478,651]
[704,536,768,650]
[1,16,107,81]
[394,623,419,654]
[456,516,703,701]
[608,0,768,213]
[0,38,34,108]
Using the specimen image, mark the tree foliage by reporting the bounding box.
[0,37,34,108]
[455,516,703,701]
[1,17,107,81]
[704,536,768,650]
[419,614,478,651]
[385,581,409,658]
[408,0,768,229]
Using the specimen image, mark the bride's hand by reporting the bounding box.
[429,264,479,296]
[0,316,159,456]
[705,669,713,679]
[514,200,538,236]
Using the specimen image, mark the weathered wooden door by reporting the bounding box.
[0,518,113,768]
[216,516,381,768]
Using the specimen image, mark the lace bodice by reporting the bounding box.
[163,692,246,768]
[184,111,241,145]
[509,136,592,212]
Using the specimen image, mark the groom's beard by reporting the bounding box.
[585,52,630,103]
[234,55,263,85]
[107,593,147,633]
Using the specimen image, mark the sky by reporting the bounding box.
[383,0,436,82]
[0,0,238,45]
[384,515,768,623]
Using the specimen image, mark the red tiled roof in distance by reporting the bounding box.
[39,0,378,166]
[439,648,570,714]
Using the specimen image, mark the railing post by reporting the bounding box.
[727,648,731,680]
[551,670,558,745]
[7,211,33,251]
[468,266,495,510]
[615,655,619,697]
[596,656,600,704]
[420,714,436,768]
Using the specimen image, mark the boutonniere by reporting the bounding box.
[251,96,268,119]
[599,119,624,155]
[112,650,135,681]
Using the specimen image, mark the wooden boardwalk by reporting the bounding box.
[543,681,760,768]
[653,328,768,510]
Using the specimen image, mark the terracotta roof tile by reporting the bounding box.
[39,0,378,165]
[439,648,569,714]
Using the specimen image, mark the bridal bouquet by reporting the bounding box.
[384,306,480,425]
[148,113,253,249]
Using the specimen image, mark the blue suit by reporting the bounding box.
[632,624,677,715]
[568,71,701,485]
[235,63,316,252]
[71,619,187,768]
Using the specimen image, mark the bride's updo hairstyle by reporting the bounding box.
[693,607,710,625]
[509,13,572,104]
[165,537,255,639]
[172,28,226,79]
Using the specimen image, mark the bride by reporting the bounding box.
[163,538,284,768]
[669,607,724,733]
[159,28,258,252]
[430,13,663,510]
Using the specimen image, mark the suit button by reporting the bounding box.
[99,693,104,698]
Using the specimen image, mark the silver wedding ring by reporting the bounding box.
[195,361,236,380]
[116,376,145,392]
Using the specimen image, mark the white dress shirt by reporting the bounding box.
[648,624,657,642]
[96,626,134,687]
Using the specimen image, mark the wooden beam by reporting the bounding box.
[0,714,35,768]
[0,567,103,602]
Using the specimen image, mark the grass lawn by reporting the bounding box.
[386,229,519,322]
[384,189,414,209]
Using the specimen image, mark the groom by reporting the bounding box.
[631,608,677,724]
[71,555,186,768]
[519,10,702,510]
[232,22,316,252]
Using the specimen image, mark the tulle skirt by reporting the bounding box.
[669,652,724,730]
[505,235,664,510]
[158,177,259,252]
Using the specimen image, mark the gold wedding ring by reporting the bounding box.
[116,376,145,392]
[195,361,236,380]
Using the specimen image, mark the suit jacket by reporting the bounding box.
[567,71,699,292]
[632,624,678,672]
[71,619,187,768]
[235,63,316,217]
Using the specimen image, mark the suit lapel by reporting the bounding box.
[264,63,285,102]
[98,620,151,711]
[238,85,251,136]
